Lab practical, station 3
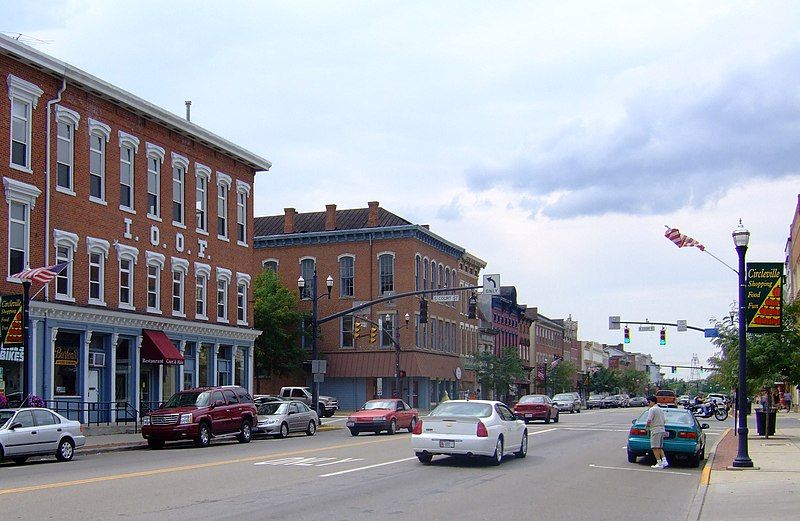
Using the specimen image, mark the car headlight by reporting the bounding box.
[142,416,151,426]
[179,413,193,424]
[265,419,279,425]
[373,416,385,422]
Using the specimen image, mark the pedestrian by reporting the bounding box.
[785,390,793,412]
[645,395,668,469]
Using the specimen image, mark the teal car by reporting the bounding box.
[627,408,708,467]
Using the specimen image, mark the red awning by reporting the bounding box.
[141,329,184,365]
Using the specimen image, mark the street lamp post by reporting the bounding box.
[298,271,333,419]
[386,313,410,399]
[732,220,754,468]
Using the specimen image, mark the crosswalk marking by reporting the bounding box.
[255,456,364,467]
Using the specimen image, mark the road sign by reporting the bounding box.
[313,373,325,383]
[638,325,655,331]
[483,274,501,295]
[677,320,687,332]
[432,295,460,302]
[311,359,327,374]
[609,316,620,330]
[704,328,719,338]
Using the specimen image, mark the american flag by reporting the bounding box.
[12,262,69,284]
[664,226,705,251]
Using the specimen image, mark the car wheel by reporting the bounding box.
[277,422,289,439]
[515,432,528,458]
[387,419,397,435]
[688,453,701,467]
[147,438,165,450]
[577,407,581,413]
[544,414,550,424]
[12,456,28,464]
[627,450,638,463]
[489,437,504,466]
[55,438,75,461]
[237,420,252,443]
[417,452,433,465]
[350,428,359,437]
[306,420,317,436]
[195,423,211,447]
[408,417,417,433]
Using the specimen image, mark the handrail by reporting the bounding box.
[44,400,141,433]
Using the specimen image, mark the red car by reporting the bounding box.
[346,399,419,436]
[513,394,560,424]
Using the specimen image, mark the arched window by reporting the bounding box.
[89,119,111,203]
[171,257,189,317]
[145,251,165,313]
[53,229,78,301]
[378,252,394,295]
[55,105,80,194]
[339,255,354,297]
[87,237,110,306]
[115,243,138,309]
[146,143,165,219]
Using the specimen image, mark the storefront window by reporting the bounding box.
[115,339,130,405]
[183,342,195,390]
[54,332,80,396]
[234,347,245,387]
[198,344,209,387]
[217,346,231,386]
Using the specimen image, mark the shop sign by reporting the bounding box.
[55,346,79,366]
[1,294,24,346]
[746,262,783,333]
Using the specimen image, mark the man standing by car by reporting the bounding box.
[646,396,668,469]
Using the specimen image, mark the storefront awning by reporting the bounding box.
[141,329,184,365]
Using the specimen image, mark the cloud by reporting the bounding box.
[435,196,462,221]
[466,48,800,219]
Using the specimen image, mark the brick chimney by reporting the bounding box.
[325,204,337,231]
[283,208,297,234]
[367,201,379,227]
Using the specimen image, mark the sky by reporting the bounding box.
[4,1,800,380]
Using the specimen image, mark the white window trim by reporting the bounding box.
[235,188,247,247]
[8,74,43,173]
[171,256,189,318]
[195,163,211,234]
[236,272,250,326]
[262,258,279,270]
[194,262,211,320]
[119,131,139,213]
[53,229,79,302]
[146,143,165,221]
[88,118,111,204]
[216,173,230,241]
[55,105,80,195]
[171,152,189,227]
[116,244,138,310]
[4,177,42,279]
[216,266,232,324]
[145,250,165,314]
[86,237,110,305]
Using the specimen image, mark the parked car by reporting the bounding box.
[601,395,620,408]
[628,396,648,407]
[616,394,631,407]
[587,394,604,409]
[346,399,419,436]
[141,385,257,449]
[678,395,692,407]
[656,389,678,408]
[627,407,709,467]
[254,400,318,438]
[279,387,339,417]
[513,394,559,423]
[411,400,527,465]
[0,407,86,464]
[254,394,286,404]
[552,392,582,413]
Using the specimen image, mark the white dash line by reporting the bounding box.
[589,463,693,476]
[320,457,417,477]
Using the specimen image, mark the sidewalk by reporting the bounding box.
[690,411,800,521]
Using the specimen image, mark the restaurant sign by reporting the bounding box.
[746,262,783,333]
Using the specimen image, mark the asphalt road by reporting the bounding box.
[0,407,732,520]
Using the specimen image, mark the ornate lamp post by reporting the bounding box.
[298,271,333,418]
[732,220,754,468]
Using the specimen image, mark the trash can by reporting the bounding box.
[755,408,777,436]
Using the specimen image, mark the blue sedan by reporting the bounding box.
[627,407,708,467]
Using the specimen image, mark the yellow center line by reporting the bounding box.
[0,436,399,496]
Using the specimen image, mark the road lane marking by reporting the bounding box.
[319,457,417,477]
[529,428,557,436]
[254,456,363,466]
[0,436,403,496]
[589,463,692,476]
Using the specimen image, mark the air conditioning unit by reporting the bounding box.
[89,352,106,367]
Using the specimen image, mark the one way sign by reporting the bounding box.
[482,274,501,295]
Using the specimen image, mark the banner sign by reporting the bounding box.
[746,262,783,333]
[0,294,25,362]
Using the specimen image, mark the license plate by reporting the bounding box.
[346,421,354,427]
[665,431,675,439]
[525,413,532,418]
[439,440,455,448]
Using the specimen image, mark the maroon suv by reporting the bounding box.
[142,386,257,449]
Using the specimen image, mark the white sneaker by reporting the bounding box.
[651,462,662,468]
[661,460,669,468]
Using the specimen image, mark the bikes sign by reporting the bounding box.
[745,262,783,333]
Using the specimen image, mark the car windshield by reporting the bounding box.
[430,402,492,417]
[637,409,695,426]
[258,402,288,415]
[363,400,395,410]
[519,396,546,404]
[553,394,572,400]
[589,395,601,400]
[0,410,14,428]
[164,391,211,408]
[656,390,675,396]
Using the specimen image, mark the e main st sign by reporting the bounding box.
[746,262,783,333]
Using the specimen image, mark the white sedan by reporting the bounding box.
[0,407,86,464]
[411,400,527,465]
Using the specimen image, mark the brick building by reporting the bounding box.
[527,307,566,394]
[0,35,270,420]
[253,202,485,410]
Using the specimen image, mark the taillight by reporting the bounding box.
[412,419,423,435]
[630,428,648,436]
[678,431,697,439]
[476,421,489,437]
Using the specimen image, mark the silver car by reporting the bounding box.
[254,400,319,438]
[552,392,582,413]
[0,407,86,464]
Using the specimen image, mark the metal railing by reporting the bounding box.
[44,400,141,433]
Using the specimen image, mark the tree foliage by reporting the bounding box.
[707,300,800,394]
[252,269,309,377]
[548,360,578,394]
[469,347,525,402]
[588,366,618,394]
[617,368,650,395]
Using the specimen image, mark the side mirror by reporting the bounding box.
[289,410,296,415]
[631,419,636,425]
[701,423,710,429]
[212,400,225,408]
[9,422,22,430]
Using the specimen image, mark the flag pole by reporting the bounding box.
[704,250,739,275]
[22,279,31,407]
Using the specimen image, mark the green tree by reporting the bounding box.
[469,347,525,402]
[616,368,649,395]
[548,360,578,394]
[252,269,309,377]
[589,366,619,394]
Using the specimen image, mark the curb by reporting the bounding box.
[685,427,730,521]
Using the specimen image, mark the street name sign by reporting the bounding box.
[676,320,687,332]
[432,295,460,302]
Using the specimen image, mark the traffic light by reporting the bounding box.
[420,299,428,323]
[369,326,378,343]
[468,293,477,319]
[355,321,362,337]
[623,326,630,343]
[672,366,676,373]
[659,327,666,345]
